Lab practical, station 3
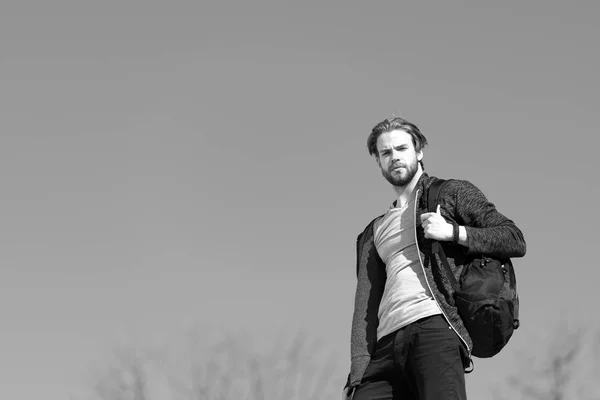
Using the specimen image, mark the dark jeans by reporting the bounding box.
[352,315,468,400]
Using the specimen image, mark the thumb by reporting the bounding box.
[436,204,441,215]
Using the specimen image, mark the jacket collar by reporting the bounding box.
[415,171,431,195]
[360,172,435,239]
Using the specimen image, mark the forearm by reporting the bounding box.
[441,222,524,258]
[465,223,526,258]
[438,223,469,247]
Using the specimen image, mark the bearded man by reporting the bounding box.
[343,117,526,400]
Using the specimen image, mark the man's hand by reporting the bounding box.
[420,205,452,241]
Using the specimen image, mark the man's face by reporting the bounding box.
[376,129,423,187]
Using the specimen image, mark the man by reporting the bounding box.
[343,117,526,400]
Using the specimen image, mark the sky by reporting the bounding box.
[1,1,599,399]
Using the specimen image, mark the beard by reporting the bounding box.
[381,159,419,187]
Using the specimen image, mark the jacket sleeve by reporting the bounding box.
[348,230,385,389]
[453,180,526,259]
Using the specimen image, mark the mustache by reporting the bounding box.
[390,162,405,170]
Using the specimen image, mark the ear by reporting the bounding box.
[417,150,423,162]
[375,155,382,168]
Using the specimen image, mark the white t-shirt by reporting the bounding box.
[373,196,441,340]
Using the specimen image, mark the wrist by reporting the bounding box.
[452,222,460,244]
[442,223,454,241]
[457,226,469,247]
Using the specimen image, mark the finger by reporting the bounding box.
[420,213,432,222]
[436,204,441,215]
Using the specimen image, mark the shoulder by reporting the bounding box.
[425,177,489,216]
[434,177,484,198]
[356,214,385,241]
[438,178,496,222]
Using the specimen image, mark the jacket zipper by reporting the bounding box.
[413,189,471,357]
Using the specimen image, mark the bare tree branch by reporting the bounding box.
[500,324,599,400]
[84,328,343,400]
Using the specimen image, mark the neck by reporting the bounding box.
[393,168,423,208]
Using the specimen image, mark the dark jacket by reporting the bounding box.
[346,173,526,390]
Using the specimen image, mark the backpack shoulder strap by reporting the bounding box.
[427,178,446,213]
[427,178,447,255]
[426,178,459,289]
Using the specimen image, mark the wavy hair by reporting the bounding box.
[367,117,428,168]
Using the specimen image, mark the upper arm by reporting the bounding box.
[453,180,526,258]
[454,180,503,228]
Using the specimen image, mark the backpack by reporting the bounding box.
[428,179,520,358]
